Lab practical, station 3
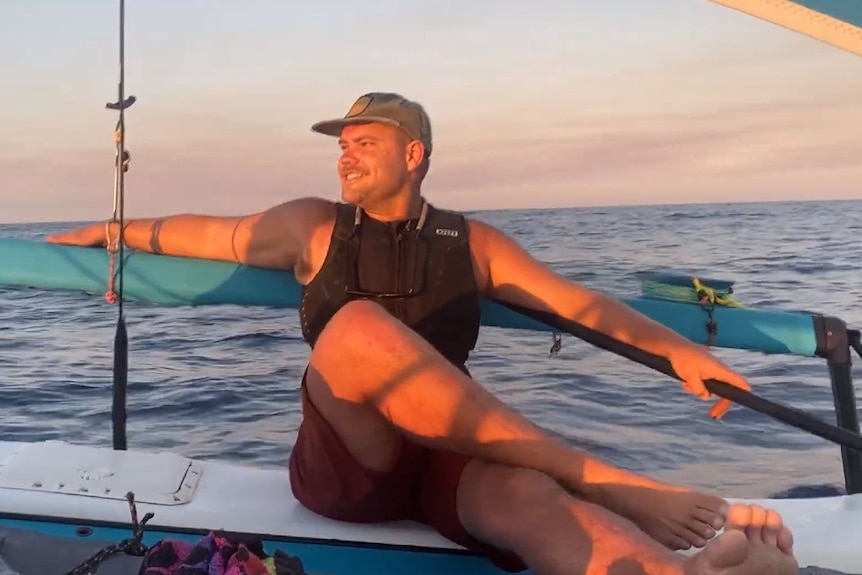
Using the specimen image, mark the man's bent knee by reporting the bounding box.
[320,300,392,341]
[457,460,569,547]
[315,299,435,357]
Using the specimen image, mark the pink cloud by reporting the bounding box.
[3,61,861,223]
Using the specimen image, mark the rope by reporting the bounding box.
[65,492,154,575]
[693,278,743,308]
[640,277,743,307]
[104,125,130,305]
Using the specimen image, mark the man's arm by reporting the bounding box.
[468,219,749,410]
[46,196,335,271]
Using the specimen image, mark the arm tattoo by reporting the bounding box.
[231,217,245,263]
[149,218,166,254]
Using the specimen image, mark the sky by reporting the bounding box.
[2,0,861,223]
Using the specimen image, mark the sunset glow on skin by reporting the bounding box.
[2,0,861,224]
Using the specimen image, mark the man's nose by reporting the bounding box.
[339,150,358,166]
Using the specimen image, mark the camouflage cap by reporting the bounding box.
[311,92,433,157]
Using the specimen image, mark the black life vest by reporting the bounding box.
[299,200,481,368]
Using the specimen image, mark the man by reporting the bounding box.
[48,92,797,575]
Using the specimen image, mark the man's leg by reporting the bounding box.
[454,459,797,575]
[289,371,426,523]
[306,299,720,549]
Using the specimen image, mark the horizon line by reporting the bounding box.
[2,195,859,227]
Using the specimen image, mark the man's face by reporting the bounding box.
[337,122,415,207]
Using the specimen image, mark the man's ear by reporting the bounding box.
[405,140,426,172]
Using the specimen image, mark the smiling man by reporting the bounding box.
[47,92,797,575]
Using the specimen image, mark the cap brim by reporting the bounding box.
[310,116,403,137]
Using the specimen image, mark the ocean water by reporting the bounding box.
[2,199,862,501]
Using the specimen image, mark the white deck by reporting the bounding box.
[0,440,859,571]
[0,440,459,551]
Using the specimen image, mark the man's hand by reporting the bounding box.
[46,223,111,247]
[668,343,751,419]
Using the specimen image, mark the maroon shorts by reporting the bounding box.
[288,380,526,573]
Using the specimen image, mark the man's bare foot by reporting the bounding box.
[594,483,727,550]
[681,503,797,575]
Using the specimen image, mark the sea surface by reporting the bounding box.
[2,199,862,500]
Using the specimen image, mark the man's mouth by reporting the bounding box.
[343,172,364,182]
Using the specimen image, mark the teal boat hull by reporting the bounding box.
[0,517,499,575]
[0,238,820,357]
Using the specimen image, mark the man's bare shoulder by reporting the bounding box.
[255,196,337,239]
[264,196,337,222]
[265,197,343,283]
[464,216,553,280]
[464,217,518,253]
[462,217,521,296]
[232,196,338,271]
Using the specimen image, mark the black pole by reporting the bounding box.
[112,317,128,451]
[814,315,862,494]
